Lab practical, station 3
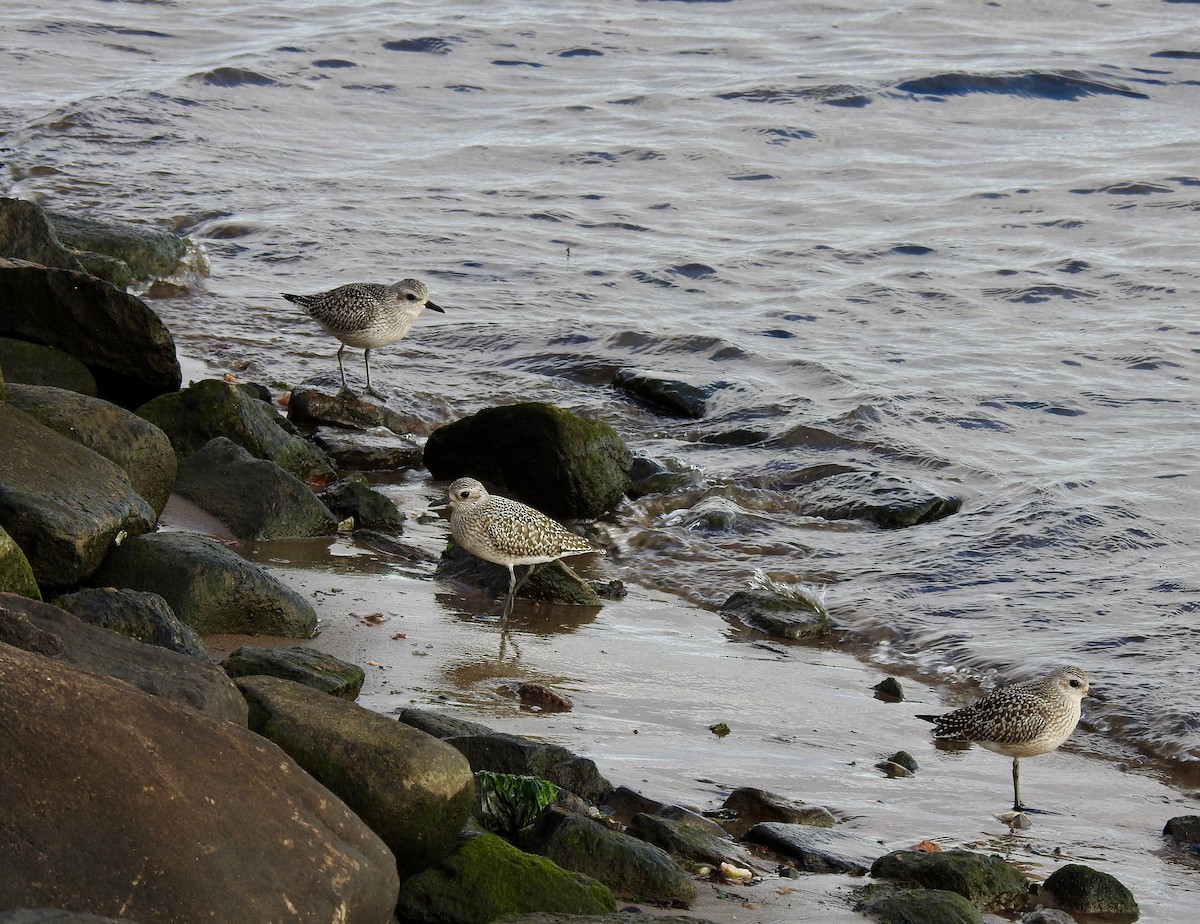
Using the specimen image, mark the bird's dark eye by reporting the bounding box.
[457,490,470,499]
[404,293,418,301]
[1069,679,1081,687]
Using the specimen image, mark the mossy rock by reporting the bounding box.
[45,209,189,285]
[870,849,1028,912]
[0,338,97,396]
[396,832,616,924]
[424,402,631,520]
[1042,863,1139,917]
[855,884,982,924]
[137,378,334,481]
[0,523,40,600]
[720,588,834,640]
[222,645,365,699]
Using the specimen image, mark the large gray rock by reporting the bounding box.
[137,379,335,481]
[424,402,632,520]
[0,338,98,395]
[0,641,399,923]
[321,471,404,532]
[45,208,190,288]
[625,813,744,870]
[90,530,318,637]
[237,675,476,878]
[52,587,207,659]
[175,437,337,540]
[0,258,181,407]
[5,383,177,514]
[0,593,244,724]
[722,787,836,829]
[0,523,39,600]
[522,806,696,906]
[0,403,156,588]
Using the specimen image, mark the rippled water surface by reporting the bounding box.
[3,0,1198,782]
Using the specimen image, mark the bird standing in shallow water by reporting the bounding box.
[917,665,1090,812]
[446,477,603,622]
[282,278,443,399]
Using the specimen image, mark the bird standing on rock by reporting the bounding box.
[445,477,603,622]
[282,278,443,399]
[917,665,1090,812]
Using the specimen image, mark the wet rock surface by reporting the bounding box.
[222,644,365,699]
[870,849,1029,912]
[1041,863,1139,917]
[52,587,208,659]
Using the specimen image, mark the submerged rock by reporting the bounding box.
[91,530,318,637]
[424,402,632,520]
[396,832,616,924]
[175,436,338,540]
[719,587,834,640]
[794,470,961,529]
[0,642,398,923]
[870,849,1028,912]
[613,368,731,419]
[1041,863,1139,917]
[238,675,475,878]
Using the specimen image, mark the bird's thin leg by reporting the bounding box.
[1012,758,1023,811]
[335,344,353,395]
[364,348,386,400]
[511,563,540,596]
[500,565,517,624]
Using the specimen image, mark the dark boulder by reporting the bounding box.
[722,787,835,829]
[743,822,879,875]
[719,587,834,640]
[613,368,732,419]
[90,530,318,637]
[444,732,613,805]
[52,587,208,659]
[1042,863,1139,918]
[313,426,424,471]
[625,813,744,870]
[855,884,982,924]
[175,436,338,539]
[437,540,602,609]
[424,402,631,520]
[794,470,961,529]
[870,849,1029,912]
[1163,815,1200,853]
[137,379,335,482]
[287,378,456,437]
[0,197,82,270]
[0,338,98,395]
[321,471,405,532]
[0,258,181,407]
[45,208,190,288]
[0,642,399,923]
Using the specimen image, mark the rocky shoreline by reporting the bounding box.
[1,196,1194,923]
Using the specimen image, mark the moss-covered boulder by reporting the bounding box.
[424,403,631,520]
[321,471,404,532]
[52,587,207,659]
[0,524,39,600]
[855,884,982,924]
[0,339,97,395]
[238,675,475,878]
[175,437,338,540]
[45,209,189,287]
[6,383,176,514]
[719,587,834,640]
[1042,863,1138,917]
[223,645,365,699]
[626,813,743,870]
[522,806,696,906]
[90,530,317,637]
[0,403,156,589]
[870,849,1028,912]
[137,379,335,481]
[396,832,616,923]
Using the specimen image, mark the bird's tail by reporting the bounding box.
[281,292,307,306]
[914,714,939,724]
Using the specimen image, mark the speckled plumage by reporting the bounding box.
[446,477,602,620]
[918,666,1090,811]
[282,278,443,398]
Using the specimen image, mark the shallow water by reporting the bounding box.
[3,0,1200,892]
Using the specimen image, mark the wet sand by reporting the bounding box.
[182,485,1200,924]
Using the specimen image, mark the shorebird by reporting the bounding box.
[917,666,1090,811]
[445,477,603,621]
[282,278,443,399]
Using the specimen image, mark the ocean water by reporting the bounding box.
[2,0,1198,793]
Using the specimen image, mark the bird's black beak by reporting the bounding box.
[427,301,445,313]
